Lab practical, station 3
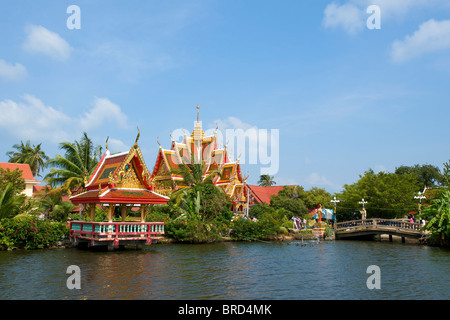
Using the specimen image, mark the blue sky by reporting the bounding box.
[1,0,450,193]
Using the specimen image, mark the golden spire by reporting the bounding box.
[197,104,200,122]
[192,104,204,141]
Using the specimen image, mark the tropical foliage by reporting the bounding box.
[335,169,420,221]
[395,164,443,189]
[44,132,102,191]
[420,188,450,247]
[6,140,49,177]
[258,174,276,187]
[0,168,28,220]
[0,217,68,250]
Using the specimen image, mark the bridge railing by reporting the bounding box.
[335,218,422,232]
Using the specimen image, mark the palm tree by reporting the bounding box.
[170,154,221,205]
[0,183,27,219]
[420,188,450,247]
[6,140,49,177]
[258,174,276,187]
[44,132,102,191]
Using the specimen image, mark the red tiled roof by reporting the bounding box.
[248,185,294,205]
[33,185,50,194]
[0,162,38,182]
[70,188,169,204]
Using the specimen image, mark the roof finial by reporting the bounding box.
[134,126,140,149]
[157,137,161,148]
[197,104,200,122]
[105,136,110,156]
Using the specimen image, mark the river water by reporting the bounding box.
[0,240,448,300]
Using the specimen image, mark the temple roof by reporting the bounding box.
[69,187,169,204]
[70,139,169,205]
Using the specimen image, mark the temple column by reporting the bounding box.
[89,204,95,222]
[108,204,115,223]
[141,204,148,223]
[120,205,127,222]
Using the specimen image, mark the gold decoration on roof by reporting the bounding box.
[134,126,140,149]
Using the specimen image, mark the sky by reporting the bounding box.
[0,0,449,193]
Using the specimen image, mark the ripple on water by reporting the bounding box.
[0,241,448,300]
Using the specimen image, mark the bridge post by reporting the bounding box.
[389,235,392,242]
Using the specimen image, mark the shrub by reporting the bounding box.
[165,219,224,243]
[0,217,69,250]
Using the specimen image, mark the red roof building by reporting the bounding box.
[247,185,294,205]
[0,162,40,197]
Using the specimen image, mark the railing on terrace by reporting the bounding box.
[69,221,164,247]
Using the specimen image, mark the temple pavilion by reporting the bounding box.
[150,106,249,215]
[69,134,169,249]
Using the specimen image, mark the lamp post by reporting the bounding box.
[331,196,340,226]
[358,198,368,220]
[414,191,426,215]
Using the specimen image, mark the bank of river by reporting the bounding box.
[0,240,448,300]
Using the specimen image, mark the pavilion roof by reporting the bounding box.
[70,141,169,205]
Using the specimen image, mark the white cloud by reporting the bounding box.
[323,0,448,35]
[355,0,429,16]
[0,95,129,144]
[0,95,72,143]
[108,138,129,154]
[323,2,364,34]
[80,97,129,131]
[212,116,258,132]
[305,173,335,188]
[0,59,27,81]
[23,25,72,61]
[391,19,450,63]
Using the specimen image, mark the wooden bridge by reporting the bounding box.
[334,218,425,242]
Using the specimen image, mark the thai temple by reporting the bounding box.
[67,105,249,249]
[150,105,249,215]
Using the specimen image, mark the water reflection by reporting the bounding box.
[0,241,448,300]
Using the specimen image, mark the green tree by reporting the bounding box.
[337,169,420,220]
[0,168,25,195]
[258,174,276,187]
[38,188,74,221]
[44,132,102,190]
[395,164,443,189]
[270,186,308,217]
[442,159,450,187]
[420,188,450,247]
[0,168,28,220]
[170,154,221,205]
[301,187,332,210]
[0,183,27,220]
[6,140,49,177]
